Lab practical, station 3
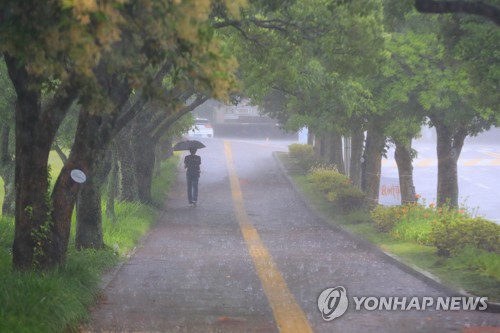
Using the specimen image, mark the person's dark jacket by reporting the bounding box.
[184,154,201,177]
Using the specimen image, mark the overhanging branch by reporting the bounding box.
[415,0,500,25]
[151,95,209,141]
[113,62,172,134]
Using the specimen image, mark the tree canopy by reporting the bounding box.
[0,0,498,270]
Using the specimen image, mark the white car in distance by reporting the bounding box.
[187,118,214,138]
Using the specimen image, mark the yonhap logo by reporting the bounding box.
[317,286,489,322]
[317,286,349,321]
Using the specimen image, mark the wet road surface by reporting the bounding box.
[85,138,500,333]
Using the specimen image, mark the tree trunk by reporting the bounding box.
[433,121,467,207]
[74,125,115,250]
[8,68,51,270]
[76,172,104,250]
[75,143,112,250]
[106,145,118,223]
[6,55,78,269]
[154,145,163,176]
[154,139,170,176]
[328,131,345,174]
[307,129,314,145]
[159,137,173,160]
[363,126,385,209]
[314,135,328,161]
[116,127,139,201]
[14,141,52,270]
[349,126,364,189]
[394,139,416,205]
[134,132,156,204]
[51,111,101,261]
[13,108,53,270]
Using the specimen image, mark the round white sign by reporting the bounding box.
[70,169,87,184]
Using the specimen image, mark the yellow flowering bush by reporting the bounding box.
[307,166,365,213]
[431,217,500,257]
[370,205,402,232]
[307,165,346,192]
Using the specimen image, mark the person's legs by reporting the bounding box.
[186,175,193,203]
[192,177,199,203]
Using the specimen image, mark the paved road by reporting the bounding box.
[85,138,499,333]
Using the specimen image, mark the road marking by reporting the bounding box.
[415,159,434,167]
[483,151,500,159]
[382,158,500,168]
[477,183,490,189]
[463,159,481,166]
[482,152,500,166]
[224,141,314,333]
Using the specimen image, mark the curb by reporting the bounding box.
[272,151,500,314]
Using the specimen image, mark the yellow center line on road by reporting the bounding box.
[224,141,314,333]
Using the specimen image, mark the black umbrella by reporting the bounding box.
[173,140,206,151]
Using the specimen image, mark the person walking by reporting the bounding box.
[184,147,201,206]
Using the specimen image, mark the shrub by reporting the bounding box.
[431,217,500,257]
[327,186,365,213]
[307,166,365,213]
[288,144,316,174]
[306,165,347,193]
[370,205,401,232]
